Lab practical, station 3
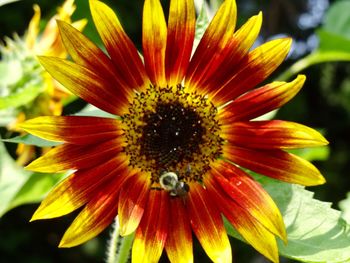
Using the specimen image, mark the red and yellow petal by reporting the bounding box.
[57,20,133,98]
[223,145,326,186]
[31,156,128,220]
[212,38,292,104]
[202,12,262,94]
[219,75,305,122]
[38,56,129,115]
[90,0,149,90]
[142,0,167,86]
[206,177,279,263]
[118,173,150,236]
[25,139,123,173]
[59,170,132,248]
[222,120,328,149]
[132,190,169,263]
[211,161,286,242]
[187,183,232,263]
[165,0,195,86]
[165,198,193,263]
[185,0,237,91]
[19,116,122,145]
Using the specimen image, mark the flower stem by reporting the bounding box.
[105,217,135,263]
[276,50,350,81]
[116,232,135,263]
[106,217,120,263]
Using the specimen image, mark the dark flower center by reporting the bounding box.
[140,102,205,168]
[122,85,223,186]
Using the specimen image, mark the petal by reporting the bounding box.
[57,20,133,98]
[38,56,128,115]
[205,177,279,263]
[26,4,41,50]
[212,38,292,103]
[187,183,232,263]
[142,0,167,86]
[31,156,128,220]
[202,12,262,94]
[219,75,305,122]
[165,0,195,86]
[90,0,149,90]
[222,120,328,149]
[25,139,123,173]
[19,116,122,145]
[59,170,132,248]
[132,190,169,263]
[223,145,326,186]
[165,198,193,263]
[211,161,286,242]
[118,173,150,236]
[185,0,237,91]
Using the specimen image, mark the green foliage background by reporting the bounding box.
[1,0,350,262]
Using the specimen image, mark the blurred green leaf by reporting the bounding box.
[3,134,61,147]
[277,0,350,81]
[0,140,66,217]
[289,146,330,162]
[323,0,350,39]
[193,0,209,50]
[339,192,350,224]
[5,172,67,214]
[0,109,16,126]
[0,60,22,86]
[253,110,278,121]
[0,82,43,110]
[0,140,30,217]
[317,29,350,53]
[75,103,120,119]
[226,175,350,262]
[0,0,20,7]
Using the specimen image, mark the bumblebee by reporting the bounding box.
[159,171,189,197]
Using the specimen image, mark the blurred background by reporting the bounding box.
[0,0,349,262]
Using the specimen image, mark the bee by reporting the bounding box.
[159,171,190,197]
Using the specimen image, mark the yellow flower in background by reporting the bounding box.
[2,0,87,165]
[26,0,86,57]
[19,0,328,262]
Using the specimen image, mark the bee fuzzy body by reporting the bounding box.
[159,171,190,197]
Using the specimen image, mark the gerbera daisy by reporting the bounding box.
[19,0,328,262]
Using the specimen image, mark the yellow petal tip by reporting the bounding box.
[58,240,69,248]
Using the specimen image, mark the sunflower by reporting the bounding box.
[19,0,328,262]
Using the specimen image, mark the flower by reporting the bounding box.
[3,0,86,165]
[19,0,328,262]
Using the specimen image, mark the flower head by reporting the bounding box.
[20,0,328,262]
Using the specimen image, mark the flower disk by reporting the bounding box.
[123,84,223,184]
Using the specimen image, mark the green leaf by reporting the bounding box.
[288,146,330,162]
[339,192,350,224]
[2,134,62,147]
[323,0,350,39]
[226,175,350,262]
[0,0,20,7]
[0,60,22,86]
[5,172,67,214]
[317,29,350,53]
[193,0,209,50]
[75,103,120,119]
[0,140,30,216]
[0,140,66,217]
[0,82,44,110]
[0,109,16,126]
